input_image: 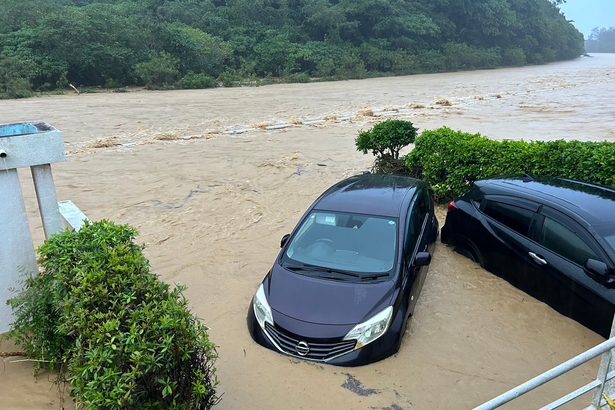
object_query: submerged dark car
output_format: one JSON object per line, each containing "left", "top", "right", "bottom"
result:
{"left": 247, "top": 173, "right": 438, "bottom": 366}
{"left": 442, "top": 177, "right": 615, "bottom": 337}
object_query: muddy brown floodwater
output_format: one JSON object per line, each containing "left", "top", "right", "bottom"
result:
{"left": 1, "top": 54, "right": 614, "bottom": 409}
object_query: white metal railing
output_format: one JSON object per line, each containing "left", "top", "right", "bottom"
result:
{"left": 58, "top": 200, "right": 90, "bottom": 231}
{"left": 476, "top": 319, "right": 615, "bottom": 410}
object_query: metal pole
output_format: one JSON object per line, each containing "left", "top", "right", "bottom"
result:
{"left": 592, "top": 315, "right": 615, "bottom": 408}
{"left": 474, "top": 337, "right": 615, "bottom": 410}
{"left": 31, "top": 164, "right": 64, "bottom": 239}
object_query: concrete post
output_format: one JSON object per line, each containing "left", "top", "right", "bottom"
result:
{"left": 31, "top": 164, "right": 64, "bottom": 239}
{"left": 0, "top": 121, "right": 66, "bottom": 333}
{"left": 0, "top": 169, "right": 38, "bottom": 333}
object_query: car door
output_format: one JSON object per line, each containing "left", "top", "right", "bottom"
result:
{"left": 478, "top": 196, "right": 540, "bottom": 291}
{"left": 524, "top": 207, "right": 615, "bottom": 337}
{"left": 405, "top": 191, "right": 430, "bottom": 315}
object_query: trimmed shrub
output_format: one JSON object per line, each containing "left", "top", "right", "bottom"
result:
{"left": 356, "top": 120, "right": 418, "bottom": 160}
{"left": 357, "top": 120, "right": 418, "bottom": 175}
{"left": 406, "top": 127, "right": 615, "bottom": 202}
{"left": 9, "top": 221, "right": 219, "bottom": 409}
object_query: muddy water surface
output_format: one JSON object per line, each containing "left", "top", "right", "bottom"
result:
{"left": 1, "top": 54, "right": 614, "bottom": 409}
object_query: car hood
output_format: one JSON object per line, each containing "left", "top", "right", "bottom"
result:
{"left": 265, "top": 264, "right": 396, "bottom": 326}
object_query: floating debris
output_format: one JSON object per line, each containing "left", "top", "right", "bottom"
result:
{"left": 435, "top": 99, "right": 453, "bottom": 106}
{"left": 302, "top": 119, "right": 326, "bottom": 126}
{"left": 265, "top": 124, "right": 292, "bottom": 130}
{"left": 373, "top": 111, "right": 399, "bottom": 117}
{"left": 225, "top": 128, "right": 257, "bottom": 135}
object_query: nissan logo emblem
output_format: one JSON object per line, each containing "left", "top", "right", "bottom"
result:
{"left": 296, "top": 341, "right": 310, "bottom": 356}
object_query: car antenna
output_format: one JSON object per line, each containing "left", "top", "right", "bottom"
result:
{"left": 522, "top": 173, "right": 534, "bottom": 183}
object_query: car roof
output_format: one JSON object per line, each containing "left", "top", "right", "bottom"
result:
{"left": 313, "top": 173, "right": 421, "bottom": 218}
{"left": 476, "top": 177, "right": 615, "bottom": 225}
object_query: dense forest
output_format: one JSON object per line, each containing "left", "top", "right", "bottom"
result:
{"left": 586, "top": 27, "right": 615, "bottom": 53}
{"left": 0, "top": 0, "right": 584, "bottom": 98}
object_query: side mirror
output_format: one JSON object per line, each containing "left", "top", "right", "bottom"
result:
{"left": 414, "top": 252, "right": 432, "bottom": 267}
{"left": 280, "top": 234, "right": 290, "bottom": 248}
{"left": 584, "top": 259, "right": 615, "bottom": 287}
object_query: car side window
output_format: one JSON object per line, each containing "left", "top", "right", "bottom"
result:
{"left": 482, "top": 200, "right": 534, "bottom": 236}
{"left": 414, "top": 193, "right": 428, "bottom": 234}
{"left": 405, "top": 192, "right": 428, "bottom": 258}
{"left": 538, "top": 217, "right": 599, "bottom": 266}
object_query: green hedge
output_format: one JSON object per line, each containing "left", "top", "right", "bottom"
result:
{"left": 406, "top": 127, "right": 615, "bottom": 202}
{"left": 9, "top": 221, "right": 219, "bottom": 409}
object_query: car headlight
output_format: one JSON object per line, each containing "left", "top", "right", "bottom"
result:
{"left": 253, "top": 284, "right": 273, "bottom": 329}
{"left": 343, "top": 306, "right": 393, "bottom": 349}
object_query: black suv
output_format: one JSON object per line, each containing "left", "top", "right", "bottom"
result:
{"left": 442, "top": 177, "right": 615, "bottom": 337}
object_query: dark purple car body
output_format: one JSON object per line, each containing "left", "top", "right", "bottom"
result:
{"left": 247, "top": 173, "right": 438, "bottom": 366}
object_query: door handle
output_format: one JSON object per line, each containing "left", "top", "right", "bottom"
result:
{"left": 529, "top": 252, "right": 547, "bottom": 266}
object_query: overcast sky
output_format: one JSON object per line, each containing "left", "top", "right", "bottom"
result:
{"left": 559, "top": 0, "right": 615, "bottom": 37}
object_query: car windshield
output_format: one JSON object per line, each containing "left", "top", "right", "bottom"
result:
{"left": 282, "top": 210, "right": 398, "bottom": 279}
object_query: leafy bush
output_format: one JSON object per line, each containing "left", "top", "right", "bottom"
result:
{"left": 406, "top": 127, "right": 615, "bottom": 202}
{"left": 1, "top": 77, "right": 33, "bottom": 99}
{"left": 356, "top": 120, "right": 418, "bottom": 160}
{"left": 163, "top": 23, "right": 229, "bottom": 77}
{"left": 134, "top": 52, "right": 180, "bottom": 89}
{"left": 0, "top": 55, "right": 33, "bottom": 99}
{"left": 502, "top": 47, "right": 527, "bottom": 66}
{"left": 285, "top": 73, "right": 311, "bottom": 83}
{"left": 441, "top": 43, "right": 502, "bottom": 70}
{"left": 356, "top": 120, "right": 418, "bottom": 175}
{"left": 217, "top": 71, "right": 241, "bottom": 87}
{"left": 180, "top": 72, "right": 217, "bottom": 89}
{"left": 9, "top": 221, "right": 219, "bottom": 409}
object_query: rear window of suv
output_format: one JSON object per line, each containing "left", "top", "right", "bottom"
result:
{"left": 482, "top": 200, "right": 534, "bottom": 236}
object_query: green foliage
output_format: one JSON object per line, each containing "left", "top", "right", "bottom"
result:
{"left": 0, "top": 0, "right": 584, "bottom": 97}
{"left": 441, "top": 43, "right": 502, "bottom": 70}
{"left": 134, "top": 52, "right": 180, "bottom": 89}
{"left": 406, "top": 127, "right": 615, "bottom": 202}
{"left": 163, "top": 22, "right": 229, "bottom": 77}
{"left": 179, "top": 72, "right": 217, "bottom": 89}
{"left": 357, "top": 120, "right": 418, "bottom": 160}
{"left": 502, "top": 47, "right": 527, "bottom": 66}
{"left": 285, "top": 73, "right": 311, "bottom": 84}
{"left": 0, "top": 54, "right": 33, "bottom": 99}
{"left": 217, "top": 70, "right": 242, "bottom": 87}
{"left": 8, "top": 221, "right": 219, "bottom": 409}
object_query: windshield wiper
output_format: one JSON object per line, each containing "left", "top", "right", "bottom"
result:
{"left": 360, "top": 273, "right": 389, "bottom": 281}
{"left": 283, "top": 263, "right": 360, "bottom": 278}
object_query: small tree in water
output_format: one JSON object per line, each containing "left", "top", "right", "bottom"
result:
{"left": 356, "top": 119, "right": 418, "bottom": 174}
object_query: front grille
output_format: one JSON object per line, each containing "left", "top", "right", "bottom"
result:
{"left": 265, "top": 322, "right": 356, "bottom": 361}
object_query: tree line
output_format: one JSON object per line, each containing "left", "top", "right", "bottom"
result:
{"left": 586, "top": 27, "right": 615, "bottom": 53}
{"left": 0, "top": 0, "right": 584, "bottom": 99}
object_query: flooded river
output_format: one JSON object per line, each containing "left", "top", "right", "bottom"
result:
{"left": 1, "top": 54, "right": 614, "bottom": 409}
